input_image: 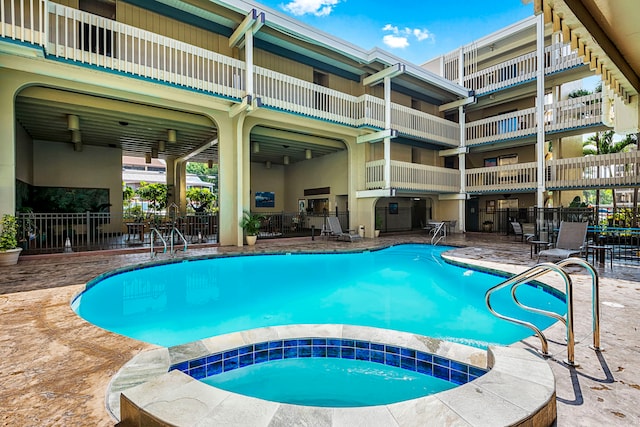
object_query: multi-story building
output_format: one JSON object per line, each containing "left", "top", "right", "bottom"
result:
{"left": 1, "top": 0, "right": 638, "bottom": 247}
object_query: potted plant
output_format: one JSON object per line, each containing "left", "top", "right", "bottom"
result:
{"left": 239, "top": 211, "right": 264, "bottom": 246}
{"left": 482, "top": 220, "right": 493, "bottom": 232}
{"left": 0, "top": 214, "right": 22, "bottom": 266}
{"left": 374, "top": 216, "right": 382, "bottom": 238}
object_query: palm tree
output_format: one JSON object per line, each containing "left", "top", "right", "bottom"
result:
{"left": 583, "top": 131, "right": 637, "bottom": 216}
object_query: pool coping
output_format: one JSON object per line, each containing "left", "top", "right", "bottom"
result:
{"left": 108, "top": 324, "right": 556, "bottom": 426}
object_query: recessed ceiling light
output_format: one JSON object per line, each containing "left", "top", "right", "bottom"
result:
{"left": 119, "top": 121, "right": 129, "bottom": 126}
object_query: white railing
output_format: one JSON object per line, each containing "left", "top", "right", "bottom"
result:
{"left": 0, "top": 0, "right": 46, "bottom": 45}
{"left": 544, "top": 92, "right": 603, "bottom": 133}
{"left": 547, "top": 151, "right": 640, "bottom": 189}
{"left": 463, "top": 43, "right": 580, "bottom": 94}
{"left": 391, "top": 103, "right": 460, "bottom": 146}
{"left": 46, "top": 2, "right": 245, "bottom": 99}
{"left": 358, "top": 94, "right": 385, "bottom": 129}
{"left": 466, "top": 162, "right": 538, "bottom": 193}
{"left": 466, "top": 107, "right": 536, "bottom": 146}
{"left": 365, "top": 160, "right": 460, "bottom": 193}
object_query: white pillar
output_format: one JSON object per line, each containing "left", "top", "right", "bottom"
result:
{"left": 245, "top": 30, "right": 253, "bottom": 98}
{"left": 536, "top": 13, "right": 546, "bottom": 209}
{"left": 0, "top": 81, "right": 17, "bottom": 216}
{"left": 458, "top": 48, "right": 466, "bottom": 232}
{"left": 383, "top": 76, "right": 391, "bottom": 189}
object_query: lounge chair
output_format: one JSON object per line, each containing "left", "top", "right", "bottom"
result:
{"left": 511, "top": 221, "right": 534, "bottom": 242}
{"left": 537, "top": 221, "right": 588, "bottom": 262}
{"left": 325, "top": 216, "right": 362, "bottom": 242}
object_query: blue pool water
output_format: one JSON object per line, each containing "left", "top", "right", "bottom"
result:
{"left": 203, "top": 358, "right": 457, "bottom": 407}
{"left": 72, "top": 244, "right": 566, "bottom": 347}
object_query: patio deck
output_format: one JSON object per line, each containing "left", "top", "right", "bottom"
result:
{"left": 0, "top": 232, "right": 638, "bottom": 426}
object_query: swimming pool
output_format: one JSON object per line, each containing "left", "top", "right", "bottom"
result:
{"left": 73, "top": 244, "right": 565, "bottom": 348}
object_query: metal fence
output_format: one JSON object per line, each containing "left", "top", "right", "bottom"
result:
{"left": 253, "top": 211, "right": 350, "bottom": 239}
{"left": 17, "top": 212, "right": 219, "bottom": 254}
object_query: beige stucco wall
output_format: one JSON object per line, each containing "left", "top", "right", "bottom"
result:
{"left": 249, "top": 162, "right": 286, "bottom": 213}
{"left": 33, "top": 140, "right": 123, "bottom": 229}
{"left": 15, "top": 122, "right": 33, "bottom": 185}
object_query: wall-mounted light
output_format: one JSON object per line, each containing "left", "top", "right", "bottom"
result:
{"left": 71, "top": 130, "right": 82, "bottom": 152}
{"left": 265, "top": 160, "right": 271, "bottom": 169}
{"left": 158, "top": 140, "right": 166, "bottom": 152}
{"left": 253, "top": 142, "right": 260, "bottom": 153}
{"left": 283, "top": 155, "right": 290, "bottom": 165}
{"left": 145, "top": 152, "right": 152, "bottom": 163}
{"left": 167, "top": 129, "right": 177, "bottom": 143}
{"left": 67, "top": 114, "right": 79, "bottom": 131}
{"left": 305, "top": 149, "right": 312, "bottom": 160}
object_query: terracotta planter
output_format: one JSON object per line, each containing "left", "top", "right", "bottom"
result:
{"left": 0, "top": 248, "right": 22, "bottom": 266}
{"left": 245, "top": 235, "right": 257, "bottom": 246}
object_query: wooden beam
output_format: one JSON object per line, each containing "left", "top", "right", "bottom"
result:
{"left": 562, "top": 21, "right": 571, "bottom": 43}
{"left": 543, "top": 2, "right": 552, "bottom": 24}
{"left": 552, "top": 12, "right": 561, "bottom": 32}
{"left": 534, "top": 0, "right": 543, "bottom": 15}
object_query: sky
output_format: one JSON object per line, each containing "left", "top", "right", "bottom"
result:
{"left": 257, "top": 0, "right": 533, "bottom": 65}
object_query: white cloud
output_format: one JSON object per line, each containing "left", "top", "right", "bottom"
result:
{"left": 382, "top": 23, "right": 433, "bottom": 49}
{"left": 383, "top": 34, "right": 409, "bottom": 49}
{"left": 281, "top": 0, "right": 340, "bottom": 17}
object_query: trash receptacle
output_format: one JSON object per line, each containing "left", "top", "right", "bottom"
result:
{"left": 358, "top": 225, "right": 365, "bottom": 238}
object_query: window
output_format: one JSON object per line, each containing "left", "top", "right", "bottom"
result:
{"left": 78, "top": 0, "right": 115, "bottom": 55}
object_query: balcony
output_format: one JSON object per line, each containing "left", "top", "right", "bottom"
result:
{"left": 1, "top": 1, "right": 459, "bottom": 147}
{"left": 463, "top": 42, "right": 582, "bottom": 95}
{"left": 547, "top": 151, "right": 640, "bottom": 190}
{"left": 466, "top": 162, "right": 538, "bottom": 194}
{"left": 466, "top": 93, "right": 604, "bottom": 147}
{"left": 365, "top": 160, "right": 460, "bottom": 193}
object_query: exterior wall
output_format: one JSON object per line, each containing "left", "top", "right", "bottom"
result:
{"left": 466, "top": 97, "right": 535, "bottom": 122}
{"left": 33, "top": 140, "right": 123, "bottom": 229}
{"left": 15, "top": 122, "right": 33, "bottom": 185}
{"left": 466, "top": 145, "right": 535, "bottom": 168}
{"left": 249, "top": 162, "right": 286, "bottom": 213}
{"left": 434, "top": 199, "right": 459, "bottom": 223}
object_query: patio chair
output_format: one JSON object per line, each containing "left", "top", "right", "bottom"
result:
{"left": 537, "top": 221, "right": 588, "bottom": 262}
{"left": 325, "top": 216, "right": 362, "bottom": 242}
{"left": 511, "top": 221, "right": 534, "bottom": 242}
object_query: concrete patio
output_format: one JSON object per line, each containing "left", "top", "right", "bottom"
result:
{"left": 0, "top": 232, "right": 638, "bottom": 426}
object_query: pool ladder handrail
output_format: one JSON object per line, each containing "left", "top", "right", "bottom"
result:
{"left": 150, "top": 227, "right": 167, "bottom": 257}
{"left": 150, "top": 225, "right": 188, "bottom": 257}
{"left": 485, "top": 257, "right": 600, "bottom": 366}
{"left": 430, "top": 222, "right": 446, "bottom": 245}
{"left": 170, "top": 226, "right": 188, "bottom": 254}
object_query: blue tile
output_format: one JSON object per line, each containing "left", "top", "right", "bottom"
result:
{"left": 297, "top": 339, "right": 312, "bottom": 346}
{"left": 386, "top": 353, "right": 400, "bottom": 367}
{"left": 469, "top": 374, "right": 480, "bottom": 382}
{"left": 223, "top": 357, "right": 238, "bottom": 372}
{"left": 188, "top": 358, "right": 205, "bottom": 369}
{"left": 401, "top": 356, "right": 416, "bottom": 371}
{"left": 223, "top": 349, "right": 239, "bottom": 359}
{"left": 239, "top": 353, "right": 253, "bottom": 367}
{"left": 299, "top": 346, "right": 312, "bottom": 358}
{"left": 239, "top": 345, "right": 254, "bottom": 355}
{"left": 355, "top": 340, "right": 369, "bottom": 349}
{"left": 451, "top": 370, "right": 469, "bottom": 385}
{"left": 371, "top": 343, "right": 384, "bottom": 352}
{"left": 255, "top": 342, "right": 269, "bottom": 351}
{"left": 416, "top": 351, "right": 432, "bottom": 363}
{"left": 433, "top": 364, "right": 449, "bottom": 381}
{"left": 327, "top": 339, "right": 341, "bottom": 346}
{"left": 269, "top": 348, "right": 283, "bottom": 360}
{"left": 312, "top": 338, "right": 327, "bottom": 346}
{"left": 283, "top": 347, "right": 297, "bottom": 359}
{"left": 255, "top": 350, "right": 269, "bottom": 364}
{"left": 326, "top": 346, "right": 340, "bottom": 358}
{"left": 206, "top": 353, "right": 222, "bottom": 364}
{"left": 450, "top": 361, "right": 468, "bottom": 373}
{"left": 341, "top": 347, "right": 355, "bottom": 359}
{"left": 312, "top": 346, "right": 327, "bottom": 357}
{"left": 371, "top": 350, "right": 385, "bottom": 364}
{"left": 469, "top": 366, "right": 487, "bottom": 377}
{"left": 433, "top": 355, "right": 450, "bottom": 368}
{"left": 385, "top": 345, "right": 400, "bottom": 354}
{"left": 401, "top": 348, "right": 416, "bottom": 358}
{"left": 283, "top": 339, "right": 298, "bottom": 347}
{"left": 416, "top": 360, "right": 433, "bottom": 375}
{"left": 171, "top": 361, "right": 189, "bottom": 372}
{"left": 190, "top": 365, "right": 206, "bottom": 380}
{"left": 207, "top": 361, "right": 222, "bottom": 376}
{"left": 341, "top": 339, "right": 355, "bottom": 348}
{"left": 355, "top": 349, "right": 370, "bottom": 361}
{"left": 269, "top": 340, "right": 283, "bottom": 349}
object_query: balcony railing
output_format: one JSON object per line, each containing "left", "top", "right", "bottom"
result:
{"left": 547, "top": 151, "right": 640, "bottom": 190}
{"left": 365, "top": 160, "right": 460, "bottom": 193}
{"left": 466, "top": 93, "right": 603, "bottom": 146}
{"left": 391, "top": 103, "right": 460, "bottom": 146}
{"left": 466, "top": 162, "right": 538, "bottom": 193}
{"left": 463, "top": 42, "right": 581, "bottom": 94}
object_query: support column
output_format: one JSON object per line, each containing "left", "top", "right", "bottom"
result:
{"left": 535, "top": 12, "right": 546, "bottom": 209}
{"left": 217, "top": 114, "right": 244, "bottom": 247}
{"left": 383, "top": 76, "right": 391, "bottom": 189}
{"left": 0, "top": 79, "right": 17, "bottom": 216}
{"left": 457, "top": 47, "right": 466, "bottom": 233}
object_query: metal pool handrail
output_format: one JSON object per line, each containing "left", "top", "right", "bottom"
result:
{"left": 485, "top": 257, "right": 600, "bottom": 366}
{"left": 150, "top": 227, "right": 167, "bottom": 257}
